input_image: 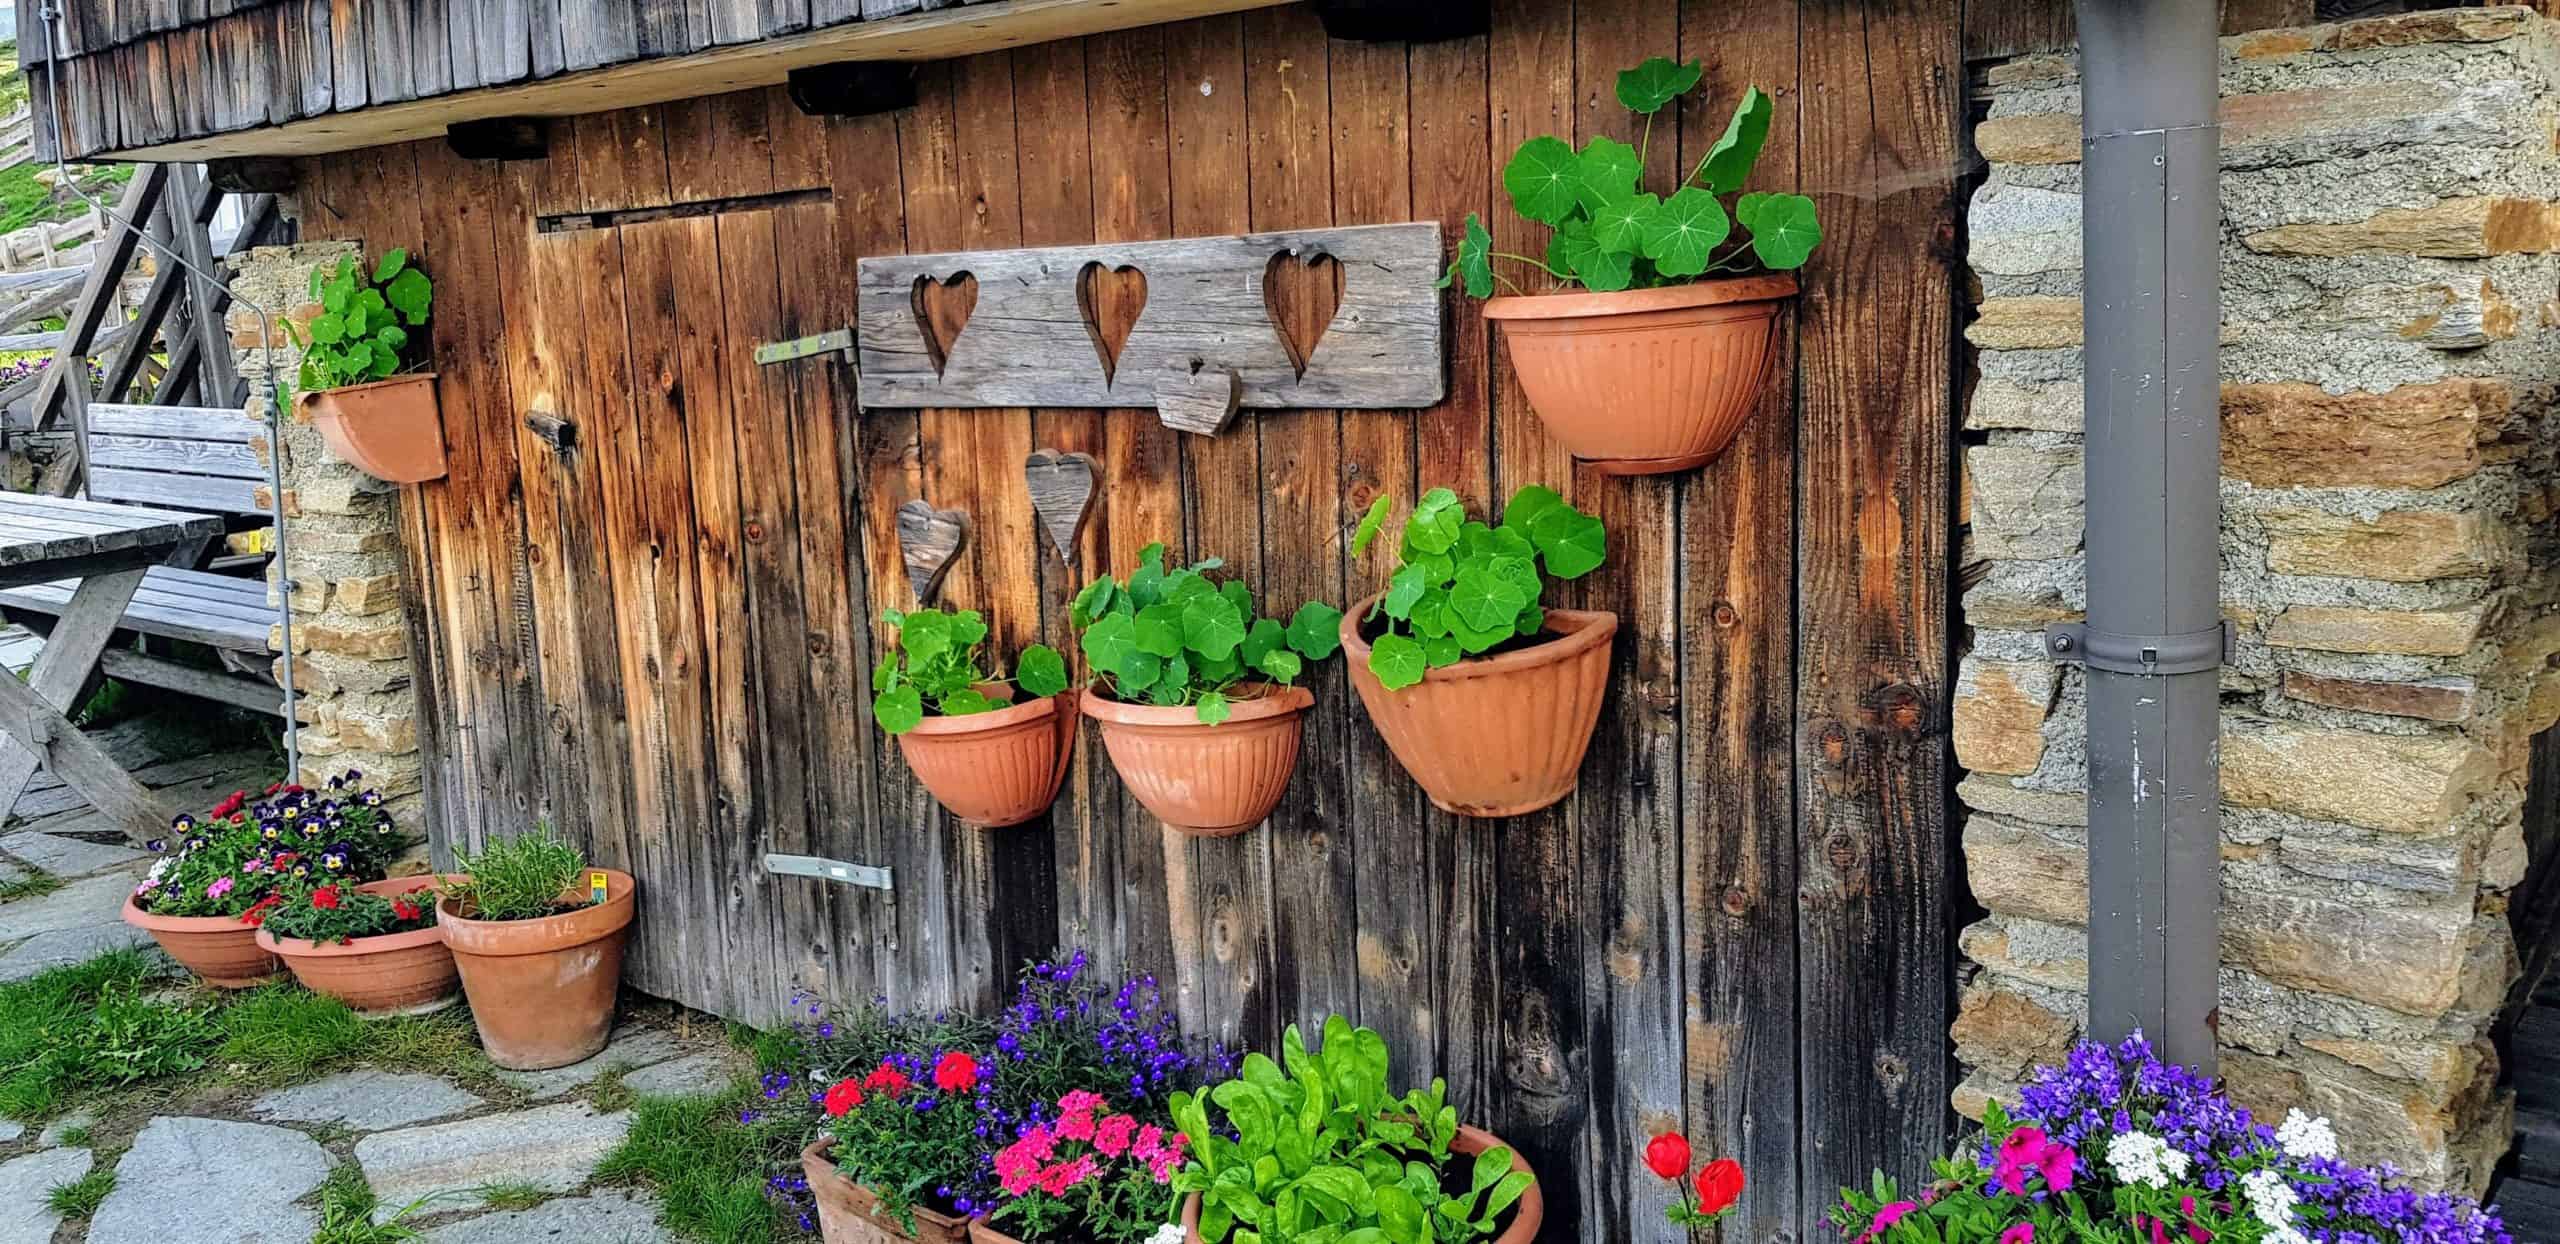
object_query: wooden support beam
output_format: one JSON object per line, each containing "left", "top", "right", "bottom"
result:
{"left": 28, "top": 164, "right": 168, "bottom": 435}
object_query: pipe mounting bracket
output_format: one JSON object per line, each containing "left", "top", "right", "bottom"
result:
{"left": 2044, "top": 620, "right": 2231, "bottom": 676}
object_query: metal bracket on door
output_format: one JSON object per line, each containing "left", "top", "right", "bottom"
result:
{"left": 753, "top": 328, "right": 856, "bottom": 366}
{"left": 764, "top": 852, "right": 894, "bottom": 892}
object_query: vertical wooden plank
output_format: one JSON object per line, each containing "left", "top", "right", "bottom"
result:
{"left": 1963, "top": 0, "right": 2074, "bottom": 60}
{"left": 572, "top": 106, "right": 676, "bottom": 213}
{"left": 1678, "top": 4, "right": 1805, "bottom": 1240}
{"left": 361, "top": 0, "right": 415, "bottom": 104}
{"left": 768, "top": 85, "right": 834, "bottom": 192}
{"left": 410, "top": 0, "right": 455, "bottom": 99}
{"left": 1798, "top": 0, "right": 1957, "bottom": 1219}
{"left": 295, "top": 0, "right": 337, "bottom": 121}
{"left": 563, "top": 0, "right": 642, "bottom": 71}
{"left": 664, "top": 90, "right": 777, "bottom": 203}
{"left": 328, "top": 0, "right": 369, "bottom": 113}
{"left": 478, "top": 0, "right": 534, "bottom": 85}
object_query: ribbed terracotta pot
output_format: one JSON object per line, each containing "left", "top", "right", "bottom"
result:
{"left": 895, "top": 692, "right": 1077, "bottom": 828}
{"left": 1343, "top": 598, "right": 1616, "bottom": 817}
{"left": 1181, "top": 1125, "right": 1542, "bottom": 1244}
{"left": 802, "top": 1137, "right": 974, "bottom": 1244}
{"left": 298, "top": 373, "right": 448, "bottom": 483}
{"left": 257, "top": 875, "right": 462, "bottom": 1017}
{"left": 1082, "top": 685, "right": 1312, "bottom": 837}
{"left": 120, "top": 896, "right": 281, "bottom": 988}
{"left": 1483, "top": 275, "right": 1794, "bottom": 475}
{"left": 436, "top": 868, "right": 635, "bottom": 1070}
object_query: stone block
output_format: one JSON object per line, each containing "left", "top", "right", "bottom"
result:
{"left": 2320, "top": 7, "right": 2535, "bottom": 50}
{"left": 1961, "top": 917, "right": 2089, "bottom": 991}
{"left": 1969, "top": 183, "right": 2081, "bottom": 277}
{"left": 1957, "top": 773, "right": 2088, "bottom": 827}
{"left": 2279, "top": 672, "right": 2476, "bottom": 723}
{"left": 1967, "top": 379, "right": 2081, "bottom": 433}
{"left": 2265, "top": 603, "right": 2487, "bottom": 658}
{"left": 279, "top": 617, "right": 410, "bottom": 661}
{"left": 2260, "top": 509, "right": 2496, "bottom": 583}
{"left": 1976, "top": 114, "right": 2079, "bottom": 166}
{"left": 1951, "top": 979, "right": 2078, "bottom": 1075}
{"left": 1966, "top": 297, "right": 2083, "bottom": 350}
{"left": 2244, "top": 198, "right": 2560, "bottom": 259}
{"left": 276, "top": 650, "right": 414, "bottom": 698}
{"left": 2223, "top": 888, "right": 2474, "bottom": 1016}
{"left": 1963, "top": 816, "right": 2087, "bottom": 925}
{"left": 333, "top": 573, "right": 405, "bottom": 615}
{"left": 1981, "top": 81, "right": 2528, "bottom": 172}
{"left": 1953, "top": 657, "right": 2059, "bottom": 777}
{"left": 2220, "top": 719, "right": 2492, "bottom": 835}
{"left": 1968, "top": 444, "right": 2083, "bottom": 560}
{"left": 2221, "top": 379, "right": 2505, "bottom": 489}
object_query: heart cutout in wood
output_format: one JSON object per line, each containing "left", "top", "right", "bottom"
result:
{"left": 1263, "top": 249, "right": 1345, "bottom": 381}
{"left": 909, "top": 271, "right": 978, "bottom": 379}
{"left": 1076, "top": 262, "right": 1149, "bottom": 387}
{"left": 895, "top": 499, "right": 968, "bottom": 604}
{"left": 1023, "top": 449, "right": 1098, "bottom": 567}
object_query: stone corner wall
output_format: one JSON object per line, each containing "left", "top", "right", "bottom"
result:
{"left": 1951, "top": 6, "right": 2560, "bottom": 1195}
{"left": 225, "top": 240, "right": 429, "bottom": 857}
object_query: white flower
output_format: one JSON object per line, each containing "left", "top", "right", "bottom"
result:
{"left": 2241, "top": 1168, "right": 2299, "bottom": 1229}
{"left": 2275, "top": 1108, "right": 2339, "bottom": 1163}
{"left": 2105, "top": 1131, "right": 2188, "bottom": 1190}
{"left": 2267, "top": 1229, "right": 2311, "bottom": 1244}
{"left": 1144, "top": 1226, "right": 1186, "bottom": 1244}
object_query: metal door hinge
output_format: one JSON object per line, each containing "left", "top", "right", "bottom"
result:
{"left": 2044, "top": 620, "right": 2232, "bottom": 676}
{"left": 765, "top": 853, "right": 894, "bottom": 891}
{"left": 754, "top": 329, "right": 855, "bottom": 366}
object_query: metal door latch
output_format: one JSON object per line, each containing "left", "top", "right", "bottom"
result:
{"left": 764, "top": 852, "right": 893, "bottom": 891}
{"left": 754, "top": 328, "right": 856, "bottom": 366}
{"left": 2043, "top": 620, "right": 2232, "bottom": 676}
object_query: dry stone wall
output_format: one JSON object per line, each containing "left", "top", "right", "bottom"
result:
{"left": 1953, "top": 6, "right": 2560, "bottom": 1195}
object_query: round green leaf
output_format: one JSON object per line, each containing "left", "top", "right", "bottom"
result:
{"left": 1181, "top": 595, "right": 1247, "bottom": 662}
{"left": 1589, "top": 190, "right": 1657, "bottom": 256}
{"left": 1501, "top": 136, "right": 1582, "bottom": 226}
{"left": 1403, "top": 488, "right": 1463, "bottom": 556}
{"left": 307, "top": 312, "right": 346, "bottom": 346}
{"left": 1640, "top": 187, "right": 1732, "bottom": 279}
{"left": 1501, "top": 485, "right": 1564, "bottom": 537}
{"left": 1422, "top": 635, "right": 1462, "bottom": 668}
{"left": 1070, "top": 578, "right": 1118, "bottom": 628}
{"left": 1241, "top": 617, "right": 1286, "bottom": 668}
{"left": 1195, "top": 690, "right": 1232, "bottom": 726}
{"left": 386, "top": 267, "right": 434, "bottom": 324}
{"left": 1135, "top": 603, "right": 1186, "bottom": 658}
{"left": 1448, "top": 565, "right": 1529, "bottom": 634}
{"left": 872, "top": 685, "right": 924, "bottom": 734}
{"left": 939, "top": 688, "right": 996, "bottom": 716}
{"left": 1368, "top": 633, "right": 1427, "bottom": 691}
{"left": 1383, "top": 565, "right": 1430, "bottom": 619}
{"left": 1615, "top": 55, "right": 1703, "bottom": 116}
{"left": 1286, "top": 602, "right": 1345, "bottom": 660}
{"left": 1256, "top": 648, "right": 1303, "bottom": 684}
{"left": 1574, "top": 135, "right": 1641, "bottom": 213}
{"left": 1558, "top": 225, "right": 1633, "bottom": 293}
{"left": 1080, "top": 612, "right": 1137, "bottom": 675}
{"left": 1531, "top": 506, "right": 1608, "bottom": 580}
{"left": 1737, "top": 191, "right": 1823, "bottom": 270}
{"left": 1015, "top": 644, "right": 1069, "bottom": 697}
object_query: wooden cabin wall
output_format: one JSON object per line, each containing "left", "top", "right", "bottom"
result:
{"left": 291, "top": 1, "right": 1961, "bottom": 1236}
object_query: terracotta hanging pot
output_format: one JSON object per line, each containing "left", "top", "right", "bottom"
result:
{"left": 802, "top": 1137, "right": 975, "bottom": 1244}
{"left": 894, "top": 690, "right": 1077, "bottom": 829}
{"left": 120, "top": 896, "right": 282, "bottom": 988}
{"left": 1342, "top": 598, "right": 1616, "bottom": 818}
{"left": 436, "top": 868, "right": 635, "bottom": 1070}
{"left": 297, "top": 373, "right": 449, "bottom": 484}
{"left": 1482, "top": 275, "right": 1794, "bottom": 475}
{"left": 257, "top": 875, "right": 463, "bottom": 1017}
{"left": 1179, "top": 1125, "right": 1543, "bottom": 1244}
{"left": 1081, "top": 684, "right": 1312, "bottom": 837}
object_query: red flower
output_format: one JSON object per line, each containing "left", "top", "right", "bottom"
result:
{"left": 823, "top": 1078, "right": 864, "bottom": 1117}
{"left": 933, "top": 1051, "right": 979, "bottom": 1094}
{"left": 239, "top": 894, "right": 282, "bottom": 927}
{"left": 311, "top": 886, "right": 341, "bottom": 910}
{"left": 862, "top": 1062, "right": 910, "bottom": 1098}
{"left": 1643, "top": 1132, "right": 1691, "bottom": 1181}
{"left": 1694, "top": 1158, "right": 1745, "bottom": 1216}
{"left": 392, "top": 899, "right": 422, "bottom": 922}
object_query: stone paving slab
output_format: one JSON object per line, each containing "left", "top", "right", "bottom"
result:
{"left": 495, "top": 1028, "right": 685, "bottom": 1099}
{"left": 416, "top": 1189, "right": 677, "bottom": 1244}
{"left": 0, "top": 832, "right": 146, "bottom": 879}
{"left": 0, "top": 1146, "right": 87, "bottom": 1244}
{"left": 90, "top": 1117, "right": 328, "bottom": 1244}
{"left": 0, "top": 872, "right": 143, "bottom": 943}
{"left": 619, "top": 1051, "right": 735, "bottom": 1100}
{"left": 0, "top": 1121, "right": 21, "bottom": 1145}
{"left": 356, "top": 1101, "right": 632, "bottom": 1223}
{"left": 252, "top": 1070, "right": 488, "bottom": 1133}
{"left": 37, "top": 1113, "right": 95, "bottom": 1148}
{"left": 0, "top": 923, "right": 153, "bottom": 984}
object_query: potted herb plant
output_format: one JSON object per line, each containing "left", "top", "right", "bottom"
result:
{"left": 1170, "top": 1016, "right": 1541, "bottom": 1244}
{"left": 122, "top": 773, "right": 409, "bottom": 987}
{"left": 873, "top": 608, "right": 1075, "bottom": 829}
{"left": 1341, "top": 486, "right": 1615, "bottom": 817}
{"left": 435, "top": 827, "right": 634, "bottom": 1070}
{"left": 1442, "top": 58, "right": 1820, "bottom": 475}
{"left": 1071, "top": 544, "right": 1343, "bottom": 836}
{"left": 255, "top": 874, "right": 460, "bottom": 1017}
{"left": 286, "top": 247, "right": 445, "bottom": 483}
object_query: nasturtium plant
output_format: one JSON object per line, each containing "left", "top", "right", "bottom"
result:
{"left": 1170, "top": 1016, "right": 1536, "bottom": 1244}
{"left": 870, "top": 608, "right": 1069, "bottom": 735}
{"left": 1441, "top": 57, "right": 1820, "bottom": 297}
{"left": 284, "top": 248, "right": 434, "bottom": 399}
{"left": 1353, "top": 485, "right": 1607, "bottom": 691}
{"left": 1070, "top": 543, "right": 1342, "bottom": 725}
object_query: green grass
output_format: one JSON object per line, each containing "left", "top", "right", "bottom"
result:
{"left": 312, "top": 1164, "right": 424, "bottom": 1244}
{"left": 473, "top": 1181, "right": 550, "bottom": 1212}
{"left": 209, "top": 985, "right": 494, "bottom": 1090}
{"left": 595, "top": 1082, "right": 807, "bottom": 1244}
{"left": 0, "top": 868, "right": 61, "bottom": 904}
{"left": 43, "top": 1166, "right": 114, "bottom": 1219}
{"left": 49, "top": 1122, "right": 91, "bottom": 1148}
{"left": 0, "top": 160, "right": 133, "bottom": 237}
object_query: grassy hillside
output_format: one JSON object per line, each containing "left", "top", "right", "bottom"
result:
{"left": 0, "top": 40, "right": 133, "bottom": 237}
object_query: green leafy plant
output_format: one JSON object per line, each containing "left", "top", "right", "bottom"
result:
{"left": 44, "top": 1166, "right": 115, "bottom": 1220}
{"left": 1351, "top": 485, "right": 1607, "bottom": 690}
{"left": 870, "top": 608, "right": 1069, "bottom": 735}
{"left": 285, "top": 248, "right": 434, "bottom": 398}
{"left": 448, "top": 827, "right": 586, "bottom": 923}
{"left": 1070, "top": 544, "right": 1343, "bottom": 725}
{"left": 1442, "top": 57, "right": 1818, "bottom": 297}
{"left": 259, "top": 881, "right": 438, "bottom": 946}
{"left": 1171, "top": 1016, "right": 1535, "bottom": 1244}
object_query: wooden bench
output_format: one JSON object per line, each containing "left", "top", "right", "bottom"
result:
{"left": 0, "top": 403, "right": 290, "bottom": 717}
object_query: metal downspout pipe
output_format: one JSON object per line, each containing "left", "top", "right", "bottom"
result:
{"left": 2053, "top": 0, "right": 2224, "bottom": 1071}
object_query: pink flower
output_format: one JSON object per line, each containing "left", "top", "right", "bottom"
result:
{"left": 1132, "top": 1123, "right": 1166, "bottom": 1161}
{"left": 1054, "top": 1092, "right": 1104, "bottom": 1142}
{"left": 2000, "top": 1225, "right": 2034, "bottom": 1244}
{"left": 205, "top": 876, "right": 235, "bottom": 900}
{"left": 2036, "top": 1143, "right": 2076, "bottom": 1193}
{"left": 1095, "top": 1113, "right": 1138, "bottom": 1158}
{"left": 1867, "top": 1201, "right": 1918, "bottom": 1239}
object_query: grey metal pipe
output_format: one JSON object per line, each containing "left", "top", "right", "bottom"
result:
{"left": 2055, "top": 0, "right": 2223, "bottom": 1071}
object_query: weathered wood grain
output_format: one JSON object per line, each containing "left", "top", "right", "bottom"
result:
{"left": 893, "top": 499, "right": 966, "bottom": 605}
{"left": 1022, "top": 449, "right": 1097, "bottom": 566}
{"left": 1151, "top": 364, "right": 1241, "bottom": 436}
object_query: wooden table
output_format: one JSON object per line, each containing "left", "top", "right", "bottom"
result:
{"left": 0, "top": 492, "right": 221, "bottom": 841}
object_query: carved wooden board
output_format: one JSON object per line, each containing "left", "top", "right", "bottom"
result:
{"left": 855, "top": 223, "right": 1445, "bottom": 411}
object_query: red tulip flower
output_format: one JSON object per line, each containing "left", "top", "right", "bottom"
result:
{"left": 1645, "top": 1132, "right": 1692, "bottom": 1181}
{"left": 1695, "top": 1158, "right": 1746, "bottom": 1215}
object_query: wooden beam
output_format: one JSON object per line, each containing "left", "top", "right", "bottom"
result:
{"left": 82, "top": 0, "right": 1294, "bottom": 163}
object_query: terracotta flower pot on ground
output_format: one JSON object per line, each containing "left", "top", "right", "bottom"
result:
{"left": 1343, "top": 598, "right": 1616, "bottom": 818}
{"left": 802, "top": 1137, "right": 974, "bottom": 1244}
{"left": 1482, "top": 275, "right": 1794, "bottom": 475}
{"left": 436, "top": 868, "right": 636, "bottom": 1071}
{"left": 1179, "top": 1125, "right": 1542, "bottom": 1244}
{"left": 120, "top": 896, "right": 281, "bottom": 988}
{"left": 297, "top": 373, "right": 448, "bottom": 483}
{"left": 257, "top": 875, "right": 463, "bottom": 1017}
{"left": 897, "top": 692, "right": 1077, "bottom": 828}
{"left": 1081, "top": 685, "right": 1312, "bottom": 837}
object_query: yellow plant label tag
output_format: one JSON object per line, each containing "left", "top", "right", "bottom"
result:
{"left": 589, "top": 871, "right": 610, "bottom": 905}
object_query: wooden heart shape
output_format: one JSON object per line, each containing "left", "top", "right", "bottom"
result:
{"left": 895, "top": 499, "right": 968, "bottom": 604}
{"left": 909, "top": 271, "right": 978, "bottom": 379}
{"left": 1023, "top": 449, "right": 1098, "bottom": 567}
{"left": 1156, "top": 361, "right": 1242, "bottom": 437}
{"left": 1263, "top": 249, "right": 1345, "bottom": 381}
{"left": 1076, "top": 262, "right": 1148, "bottom": 387}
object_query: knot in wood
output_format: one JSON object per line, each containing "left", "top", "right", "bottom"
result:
{"left": 745, "top": 520, "right": 767, "bottom": 543}
{"left": 1824, "top": 833, "right": 1858, "bottom": 874}
{"left": 1712, "top": 601, "right": 1740, "bottom": 629}
{"left": 1813, "top": 719, "right": 1849, "bottom": 767}
{"left": 805, "top": 632, "right": 830, "bottom": 658}
{"left": 1874, "top": 682, "right": 1929, "bottom": 736}
{"left": 1720, "top": 886, "right": 1750, "bottom": 917}
{"left": 1872, "top": 1050, "right": 1911, "bottom": 1098}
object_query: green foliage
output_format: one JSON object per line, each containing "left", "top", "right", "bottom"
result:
{"left": 43, "top": 1167, "right": 114, "bottom": 1219}
{"left": 1441, "top": 61, "right": 1819, "bottom": 296}
{"left": 0, "top": 952, "right": 217, "bottom": 1119}
{"left": 312, "top": 1163, "right": 429, "bottom": 1244}
{"left": 0, "top": 867, "right": 63, "bottom": 905}
{"left": 869, "top": 608, "right": 1068, "bottom": 736}
{"left": 1355, "top": 486, "right": 1606, "bottom": 691}
{"left": 449, "top": 826, "right": 586, "bottom": 923}
{"left": 258, "top": 881, "right": 438, "bottom": 946}
{"left": 1171, "top": 1016, "right": 1535, "bottom": 1244}
{"left": 595, "top": 1084, "right": 803, "bottom": 1244}
{"left": 284, "top": 249, "right": 434, "bottom": 399}
{"left": 1072, "top": 544, "right": 1342, "bottom": 724}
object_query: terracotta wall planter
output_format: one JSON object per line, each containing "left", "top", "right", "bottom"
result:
{"left": 257, "top": 875, "right": 462, "bottom": 1017}
{"left": 1082, "top": 685, "right": 1311, "bottom": 836}
{"left": 1343, "top": 600, "right": 1616, "bottom": 817}
{"left": 297, "top": 373, "right": 449, "bottom": 483}
{"left": 120, "top": 896, "right": 281, "bottom": 987}
{"left": 436, "top": 868, "right": 635, "bottom": 1070}
{"left": 1483, "top": 275, "right": 1794, "bottom": 475}
{"left": 896, "top": 693, "right": 1077, "bottom": 828}
{"left": 1179, "top": 1125, "right": 1542, "bottom": 1244}
{"left": 802, "top": 1137, "right": 974, "bottom": 1244}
